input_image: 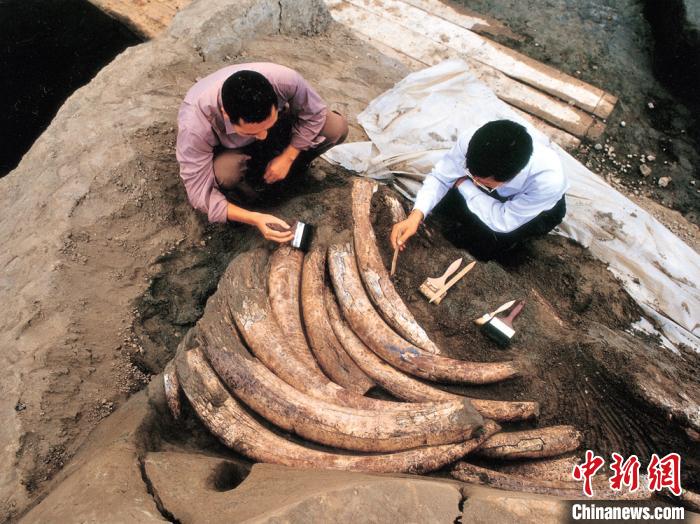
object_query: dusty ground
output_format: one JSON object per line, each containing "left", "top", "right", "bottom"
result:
{"left": 454, "top": 0, "right": 700, "bottom": 249}
{"left": 3, "top": 0, "right": 699, "bottom": 520}
{"left": 0, "top": 16, "right": 409, "bottom": 522}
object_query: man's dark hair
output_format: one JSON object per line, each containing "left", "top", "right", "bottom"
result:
{"left": 466, "top": 120, "right": 533, "bottom": 182}
{"left": 221, "top": 70, "right": 277, "bottom": 124}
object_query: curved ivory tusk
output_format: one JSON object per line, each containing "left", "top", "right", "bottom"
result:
{"left": 177, "top": 346, "right": 501, "bottom": 474}
{"left": 163, "top": 360, "right": 181, "bottom": 420}
{"left": 234, "top": 249, "right": 445, "bottom": 413}
{"left": 324, "top": 284, "right": 538, "bottom": 422}
{"left": 351, "top": 178, "right": 442, "bottom": 354}
{"left": 382, "top": 191, "right": 408, "bottom": 223}
{"left": 328, "top": 242, "right": 520, "bottom": 385}
{"left": 301, "top": 246, "right": 375, "bottom": 394}
{"left": 474, "top": 426, "right": 582, "bottom": 460}
{"left": 200, "top": 255, "right": 484, "bottom": 452}
{"left": 268, "top": 245, "right": 323, "bottom": 374}
{"left": 452, "top": 462, "right": 652, "bottom": 500}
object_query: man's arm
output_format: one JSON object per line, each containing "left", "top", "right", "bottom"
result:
{"left": 282, "top": 68, "right": 328, "bottom": 151}
{"left": 413, "top": 134, "right": 469, "bottom": 217}
{"left": 175, "top": 115, "right": 229, "bottom": 224}
{"left": 391, "top": 135, "right": 468, "bottom": 250}
{"left": 226, "top": 203, "right": 295, "bottom": 242}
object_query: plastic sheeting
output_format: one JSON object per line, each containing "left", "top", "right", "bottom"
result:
{"left": 324, "top": 60, "right": 699, "bottom": 352}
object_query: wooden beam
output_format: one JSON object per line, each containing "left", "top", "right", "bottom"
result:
{"left": 328, "top": 1, "right": 594, "bottom": 142}
{"left": 334, "top": 0, "right": 616, "bottom": 119}
{"left": 402, "top": 0, "right": 524, "bottom": 42}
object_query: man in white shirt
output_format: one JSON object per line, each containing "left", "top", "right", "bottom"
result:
{"left": 390, "top": 120, "right": 568, "bottom": 260}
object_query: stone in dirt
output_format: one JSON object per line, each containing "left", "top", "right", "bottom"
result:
{"left": 146, "top": 457, "right": 462, "bottom": 523}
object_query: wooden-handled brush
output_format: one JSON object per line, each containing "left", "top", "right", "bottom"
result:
{"left": 481, "top": 300, "right": 527, "bottom": 347}
{"left": 428, "top": 261, "right": 476, "bottom": 304}
{"left": 419, "top": 258, "right": 462, "bottom": 301}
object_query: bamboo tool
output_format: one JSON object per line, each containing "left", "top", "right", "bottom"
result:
{"left": 428, "top": 261, "right": 477, "bottom": 304}
{"left": 419, "top": 258, "right": 462, "bottom": 300}
{"left": 390, "top": 247, "right": 399, "bottom": 277}
{"left": 480, "top": 300, "right": 526, "bottom": 347}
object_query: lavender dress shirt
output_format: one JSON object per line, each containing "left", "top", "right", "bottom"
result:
{"left": 176, "top": 63, "right": 328, "bottom": 223}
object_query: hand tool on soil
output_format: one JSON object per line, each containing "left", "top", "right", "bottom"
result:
{"left": 419, "top": 257, "right": 462, "bottom": 301}
{"left": 428, "top": 261, "right": 477, "bottom": 304}
{"left": 480, "top": 299, "right": 526, "bottom": 347}
{"left": 390, "top": 246, "right": 399, "bottom": 277}
{"left": 474, "top": 300, "right": 516, "bottom": 326}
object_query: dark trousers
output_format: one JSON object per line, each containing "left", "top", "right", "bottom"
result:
{"left": 214, "top": 110, "right": 346, "bottom": 207}
{"left": 433, "top": 187, "right": 566, "bottom": 261}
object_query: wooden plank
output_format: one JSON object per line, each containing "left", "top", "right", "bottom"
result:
{"left": 86, "top": 0, "right": 191, "bottom": 39}
{"left": 327, "top": 1, "right": 595, "bottom": 142}
{"left": 336, "top": 0, "right": 616, "bottom": 119}
{"left": 510, "top": 108, "right": 581, "bottom": 150}
{"left": 402, "top": 0, "right": 524, "bottom": 42}
{"left": 371, "top": 35, "right": 581, "bottom": 148}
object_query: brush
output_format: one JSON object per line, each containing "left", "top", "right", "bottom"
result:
{"left": 266, "top": 221, "right": 314, "bottom": 252}
{"left": 419, "top": 257, "right": 462, "bottom": 300}
{"left": 481, "top": 299, "right": 526, "bottom": 347}
{"left": 428, "top": 261, "right": 476, "bottom": 304}
{"left": 474, "top": 300, "right": 516, "bottom": 326}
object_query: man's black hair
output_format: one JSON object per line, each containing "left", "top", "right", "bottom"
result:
{"left": 466, "top": 120, "right": 533, "bottom": 182}
{"left": 221, "top": 70, "right": 277, "bottom": 124}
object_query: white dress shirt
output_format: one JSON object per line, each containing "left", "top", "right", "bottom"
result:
{"left": 413, "top": 130, "right": 569, "bottom": 233}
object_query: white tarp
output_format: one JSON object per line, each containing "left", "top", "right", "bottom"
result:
{"left": 324, "top": 60, "right": 699, "bottom": 352}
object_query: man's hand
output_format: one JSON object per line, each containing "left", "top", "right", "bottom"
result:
{"left": 390, "top": 210, "right": 424, "bottom": 251}
{"left": 263, "top": 153, "right": 294, "bottom": 184}
{"left": 253, "top": 213, "right": 295, "bottom": 243}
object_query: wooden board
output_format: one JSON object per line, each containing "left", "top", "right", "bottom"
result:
{"left": 328, "top": 1, "right": 592, "bottom": 143}
{"left": 332, "top": 0, "right": 616, "bottom": 119}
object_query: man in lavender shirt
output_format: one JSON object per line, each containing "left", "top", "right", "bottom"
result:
{"left": 176, "top": 63, "right": 348, "bottom": 242}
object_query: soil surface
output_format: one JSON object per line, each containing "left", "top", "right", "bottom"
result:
{"left": 454, "top": 0, "right": 699, "bottom": 249}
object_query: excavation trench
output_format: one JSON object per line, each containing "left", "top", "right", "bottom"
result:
{"left": 0, "top": 0, "right": 141, "bottom": 177}
{"left": 133, "top": 167, "right": 699, "bottom": 493}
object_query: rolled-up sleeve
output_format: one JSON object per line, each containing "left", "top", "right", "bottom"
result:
{"left": 284, "top": 70, "right": 327, "bottom": 151}
{"left": 176, "top": 104, "right": 228, "bottom": 224}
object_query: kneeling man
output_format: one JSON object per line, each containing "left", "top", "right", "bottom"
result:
{"left": 391, "top": 120, "right": 568, "bottom": 260}
{"left": 176, "top": 63, "right": 348, "bottom": 243}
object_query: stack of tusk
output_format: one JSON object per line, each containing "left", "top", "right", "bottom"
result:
{"left": 301, "top": 247, "right": 375, "bottom": 394}
{"left": 164, "top": 179, "right": 592, "bottom": 483}
{"left": 329, "top": 242, "right": 520, "bottom": 385}
{"left": 177, "top": 346, "right": 500, "bottom": 474}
